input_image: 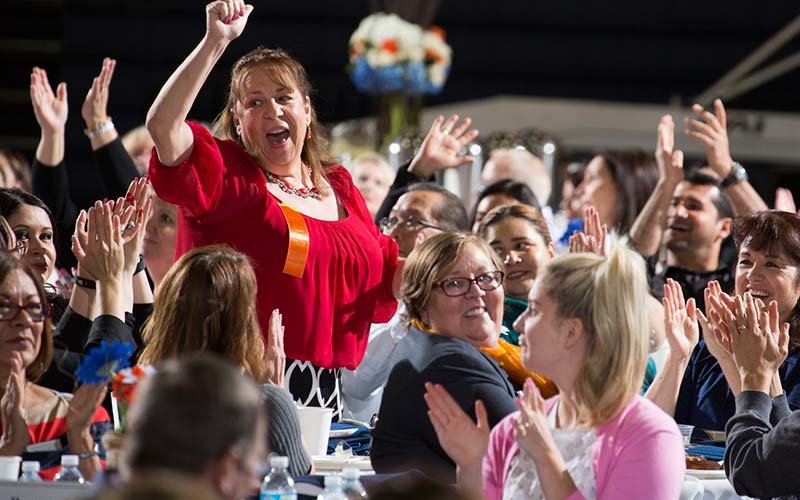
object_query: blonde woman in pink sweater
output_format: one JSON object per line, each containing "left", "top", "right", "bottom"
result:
{"left": 425, "top": 243, "right": 685, "bottom": 499}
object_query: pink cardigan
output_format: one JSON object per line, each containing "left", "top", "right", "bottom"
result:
{"left": 483, "top": 395, "right": 685, "bottom": 500}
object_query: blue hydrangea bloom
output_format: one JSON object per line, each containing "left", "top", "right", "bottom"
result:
{"left": 76, "top": 340, "right": 135, "bottom": 384}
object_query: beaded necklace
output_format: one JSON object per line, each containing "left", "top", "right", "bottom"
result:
{"left": 264, "top": 169, "right": 321, "bottom": 200}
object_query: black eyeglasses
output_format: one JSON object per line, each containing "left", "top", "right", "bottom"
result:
{"left": 0, "top": 301, "right": 49, "bottom": 322}
{"left": 434, "top": 271, "right": 505, "bottom": 297}
{"left": 379, "top": 216, "right": 443, "bottom": 234}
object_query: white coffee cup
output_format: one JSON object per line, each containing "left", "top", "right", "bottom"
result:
{"left": 296, "top": 406, "right": 333, "bottom": 456}
{"left": 0, "top": 456, "right": 22, "bottom": 481}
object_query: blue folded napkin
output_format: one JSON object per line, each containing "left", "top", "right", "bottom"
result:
{"left": 686, "top": 444, "right": 725, "bottom": 461}
{"left": 327, "top": 422, "right": 371, "bottom": 456}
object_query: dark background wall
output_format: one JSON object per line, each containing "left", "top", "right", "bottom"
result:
{"left": 3, "top": 0, "right": 800, "bottom": 204}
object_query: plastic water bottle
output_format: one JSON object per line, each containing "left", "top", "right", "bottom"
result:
{"left": 318, "top": 475, "right": 347, "bottom": 500}
{"left": 54, "top": 455, "right": 84, "bottom": 483}
{"left": 19, "top": 461, "right": 42, "bottom": 482}
{"left": 260, "top": 455, "right": 297, "bottom": 500}
{"left": 341, "top": 467, "right": 367, "bottom": 499}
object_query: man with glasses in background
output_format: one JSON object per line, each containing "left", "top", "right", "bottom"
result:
{"left": 341, "top": 182, "right": 468, "bottom": 423}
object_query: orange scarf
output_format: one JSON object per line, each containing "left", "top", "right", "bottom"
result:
{"left": 410, "top": 319, "right": 558, "bottom": 398}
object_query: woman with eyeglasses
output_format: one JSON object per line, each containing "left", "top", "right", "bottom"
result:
{"left": 370, "top": 232, "right": 517, "bottom": 481}
{"left": 424, "top": 243, "right": 685, "bottom": 500}
{"left": 145, "top": 2, "right": 477, "bottom": 413}
{"left": 0, "top": 251, "right": 110, "bottom": 480}
{"left": 0, "top": 184, "right": 152, "bottom": 392}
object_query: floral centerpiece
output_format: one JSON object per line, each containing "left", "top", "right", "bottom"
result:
{"left": 348, "top": 12, "right": 452, "bottom": 149}
{"left": 76, "top": 341, "right": 152, "bottom": 468}
{"left": 76, "top": 341, "right": 153, "bottom": 433}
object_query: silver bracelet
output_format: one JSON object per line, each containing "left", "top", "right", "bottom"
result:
{"left": 84, "top": 119, "right": 115, "bottom": 138}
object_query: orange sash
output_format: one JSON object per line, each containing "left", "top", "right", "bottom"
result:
{"left": 279, "top": 203, "right": 310, "bottom": 279}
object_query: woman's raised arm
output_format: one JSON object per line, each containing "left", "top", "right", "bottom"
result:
{"left": 146, "top": 0, "right": 253, "bottom": 166}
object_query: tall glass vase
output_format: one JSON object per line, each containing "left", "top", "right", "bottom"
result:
{"left": 377, "top": 93, "right": 423, "bottom": 152}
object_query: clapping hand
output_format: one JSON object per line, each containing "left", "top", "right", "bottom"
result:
{"left": 424, "top": 382, "right": 489, "bottom": 471}
{"left": 81, "top": 58, "right": 116, "bottom": 133}
{"left": 686, "top": 99, "right": 733, "bottom": 177}
{"left": 408, "top": 115, "right": 480, "bottom": 179}
{"left": 30, "top": 67, "right": 67, "bottom": 135}
{"left": 662, "top": 278, "right": 700, "bottom": 361}
{"left": 66, "top": 383, "right": 106, "bottom": 452}
{"left": 568, "top": 206, "right": 607, "bottom": 255}
{"left": 514, "top": 378, "right": 560, "bottom": 464}
{"left": 206, "top": 0, "right": 254, "bottom": 43}
{"left": 120, "top": 178, "right": 153, "bottom": 275}
{"left": 265, "top": 309, "right": 286, "bottom": 387}
{"left": 724, "top": 294, "right": 790, "bottom": 394}
{"left": 72, "top": 201, "right": 128, "bottom": 285}
{"left": 0, "top": 352, "right": 30, "bottom": 455}
{"left": 655, "top": 115, "right": 684, "bottom": 186}
{"left": 702, "top": 281, "right": 736, "bottom": 364}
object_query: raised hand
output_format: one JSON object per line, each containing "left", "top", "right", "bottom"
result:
{"left": 81, "top": 58, "right": 116, "bottom": 132}
{"left": 686, "top": 99, "right": 733, "bottom": 177}
{"left": 424, "top": 382, "right": 489, "bottom": 470}
{"left": 206, "top": 0, "right": 254, "bottom": 43}
{"left": 408, "top": 114, "right": 480, "bottom": 179}
{"left": 264, "top": 309, "right": 286, "bottom": 387}
{"left": 0, "top": 352, "right": 30, "bottom": 455}
{"left": 514, "top": 378, "right": 560, "bottom": 464}
{"left": 655, "top": 114, "right": 684, "bottom": 186}
{"left": 775, "top": 188, "right": 797, "bottom": 213}
{"left": 568, "top": 206, "right": 606, "bottom": 255}
{"left": 30, "top": 67, "right": 68, "bottom": 135}
{"left": 662, "top": 278, "right": 699, "bottom": 360}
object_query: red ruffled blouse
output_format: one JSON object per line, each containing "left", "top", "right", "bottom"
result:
{"left": 148, "top": 122, "right": 398, "bottom": 369}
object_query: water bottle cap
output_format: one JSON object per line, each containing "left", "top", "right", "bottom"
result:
{"left": 325, "top": 475, "right": 342, "bottom": 487}
{"left": 61, "top": 455, "right": 79, "bottom": 467}
{"left": 21, "top": 461, "right": 40, "bottom": 472}
{"left": 342, "top": 467, "right": 360, "bottom": 478}
{"left": 269, "top": 455, "right": 289, "bottom": 468}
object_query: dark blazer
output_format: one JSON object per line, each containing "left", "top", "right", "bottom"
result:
{"left": 370, "top": 326, "right": 517, "bottom": 481}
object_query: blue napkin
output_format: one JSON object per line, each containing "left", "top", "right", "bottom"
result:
{"left": 686, "top": 444, "right": 725, "bottom": 461}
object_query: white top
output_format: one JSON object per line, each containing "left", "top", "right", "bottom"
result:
{"left": 503, "top": 401, "right": 597, "bottom": 500}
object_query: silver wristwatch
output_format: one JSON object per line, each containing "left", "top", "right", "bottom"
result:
{"left": 720, "top": 161, "right": 747, "bottom": 188}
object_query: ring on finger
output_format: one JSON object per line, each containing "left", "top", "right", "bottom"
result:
{"left": 738, "top": 325, "right": 747, "bottom": 331}
{"left": 124, "top": 222, "right": 135, "bottom": 232}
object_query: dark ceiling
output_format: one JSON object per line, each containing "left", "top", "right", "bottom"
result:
{"left": 3, "top": 1, "right": 800, "bottom": 191}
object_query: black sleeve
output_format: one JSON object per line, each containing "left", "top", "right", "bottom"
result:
{"left": 770, "top": 394, "right": 792, "bottom": 425}
{"left": 31, "top": 159, "right": 78, "bottom": 269}
{"left": 92, "top": 137, "right": 140, "bottom": 198}
{"left": 374, "top": 162, "right": 429, "bottom": 223}
{"left": 85, "top": 314, "right": 136, "bottom": 352}
{"left": 130, "top": 302, "right": 153, "bottom": 357}
{"left": 423, "top": 353, "right": 518, "bottom": 427}
{"left": 724, "top": 390, "right": 800, "bottom": 498}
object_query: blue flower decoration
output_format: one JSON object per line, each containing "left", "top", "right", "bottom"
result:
{"left": 76, "top": 341, "right": 135, "bottom": 384}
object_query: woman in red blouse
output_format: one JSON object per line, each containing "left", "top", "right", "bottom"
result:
{"left": 145, "top": 1, "right": 475, "bottom": 412}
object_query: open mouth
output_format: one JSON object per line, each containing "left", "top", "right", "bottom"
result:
{"left": 746, "top": 288, "right": 771, "bottom": 301}
{"left": 463, "top": 306, "right": 487, "bottom": 319}
{"left": 266, "top": 129, "right": 290, "bottom": 145}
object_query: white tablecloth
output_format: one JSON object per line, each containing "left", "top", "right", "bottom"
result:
{"left": 681, "top": 475, "right": 754, "bottom": 500}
